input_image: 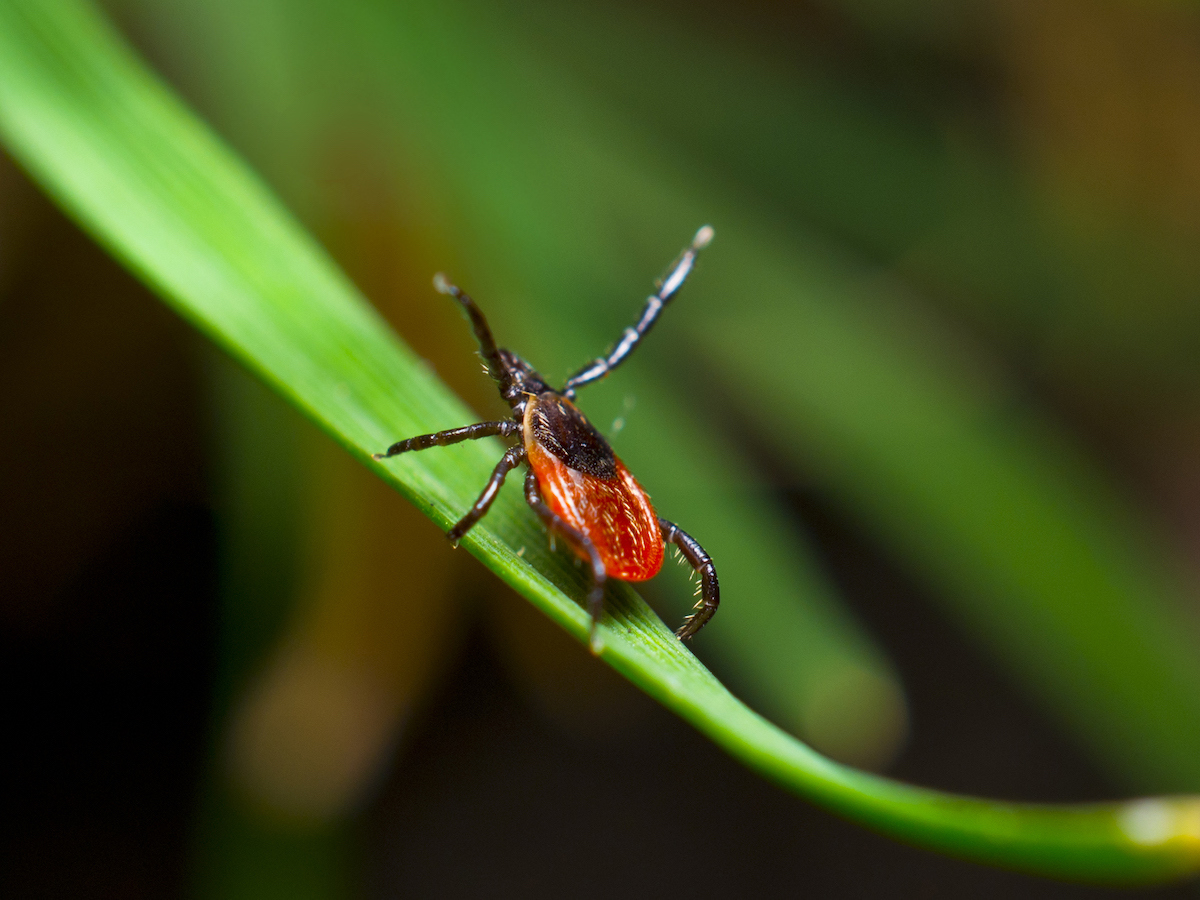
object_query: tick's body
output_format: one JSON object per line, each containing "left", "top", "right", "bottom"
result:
{"left": 375, "top": 227, "right": 718, "bottom": 648}
{"left": 523, "top": 393, "right": 665, "bottom": 583}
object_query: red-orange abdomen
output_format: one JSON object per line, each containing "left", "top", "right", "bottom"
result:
{"left": 525, "top": 437, "right": 664, "bottom": 582}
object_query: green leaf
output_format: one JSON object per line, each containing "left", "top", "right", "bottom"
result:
{"left": 447, "top": 0, "right": 1200, "bottom": 791}
{"left": 122, "top": 0, "right": 913, "bottom": 764}
{"left": 3, "top": 0, "right": 1200, "bottom": 882}
{"left": 208, "top": 0, "right": 1200, "bottom": 793}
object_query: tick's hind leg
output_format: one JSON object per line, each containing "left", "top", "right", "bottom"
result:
{"left": 373, "top": 420, "right": 519, "bottom": 459}
{"left": 446, "top": 445, "right": 527, "bottom": 545}
{"left": 659, "top": 517, "right": 719, "bottom": 640}
{"left": 524, "top": 470, "right": 608, "bottom": 653}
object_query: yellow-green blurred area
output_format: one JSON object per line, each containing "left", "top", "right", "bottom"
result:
{"left": 4, "top": 0, "right": 1200, "bottom": 896}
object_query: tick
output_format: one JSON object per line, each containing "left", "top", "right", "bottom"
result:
{"left": 375, "top": 227, "right": 719, "bottom": 650}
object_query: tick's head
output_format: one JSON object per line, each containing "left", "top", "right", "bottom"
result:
{"left": 496, "top": 348, "right": 550, "bottom": 411}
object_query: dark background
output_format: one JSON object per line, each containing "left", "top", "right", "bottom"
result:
{"left": 5, "top": 0, "right": 1200, "bottom": 896}
{"left": 1, "top": 168, "right": 1190, "bottom": 898}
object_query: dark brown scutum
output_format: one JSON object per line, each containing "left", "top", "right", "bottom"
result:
{"left": 526, "top": 393, "right": 617, "bottom": 480}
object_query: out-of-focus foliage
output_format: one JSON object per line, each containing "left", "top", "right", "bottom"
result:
{"left": 128, "top": 0, "right": 1200, "bottom": 789}
{"left": 4, "top": 0, "right": 1200, "bottom": 895}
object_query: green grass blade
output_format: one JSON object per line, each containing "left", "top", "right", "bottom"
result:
{"left": 123, "top": 0, "right": 912, "bottom": 763}
{"left": 3, "top": 0, "right": 1200, "bottom": 882}
{"left": 244, "top": 0, "right": 1200, "bottom": 793}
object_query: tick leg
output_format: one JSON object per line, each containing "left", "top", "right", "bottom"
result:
{"left": 524, "top": 470, "right": 608, "bottom": 652}
{"left": 659, "top": 517, "right": 719, "bottom": 640}
{"left": 446, "top": 445, "right": 527, "bottom": 545}
{"left": 373, "top": 420, "right": 519, "bottom": 459}
{"left": 432, "top": 274, "right": 519, "bottom": 398}
{"left": 562, "top": 225, "right": 713, "bottom": 396}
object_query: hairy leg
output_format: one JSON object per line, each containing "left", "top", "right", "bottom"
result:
{"left": 659, "top": 516, "right": 719, "bottom": 640}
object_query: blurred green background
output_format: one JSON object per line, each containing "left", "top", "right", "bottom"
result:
{"left": 4, "top": 0, "right": 1200, "bottom": 896}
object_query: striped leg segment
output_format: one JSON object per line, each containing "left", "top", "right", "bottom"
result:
{"left": 563, "top": 226, "right": 713, "bottom": 396}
